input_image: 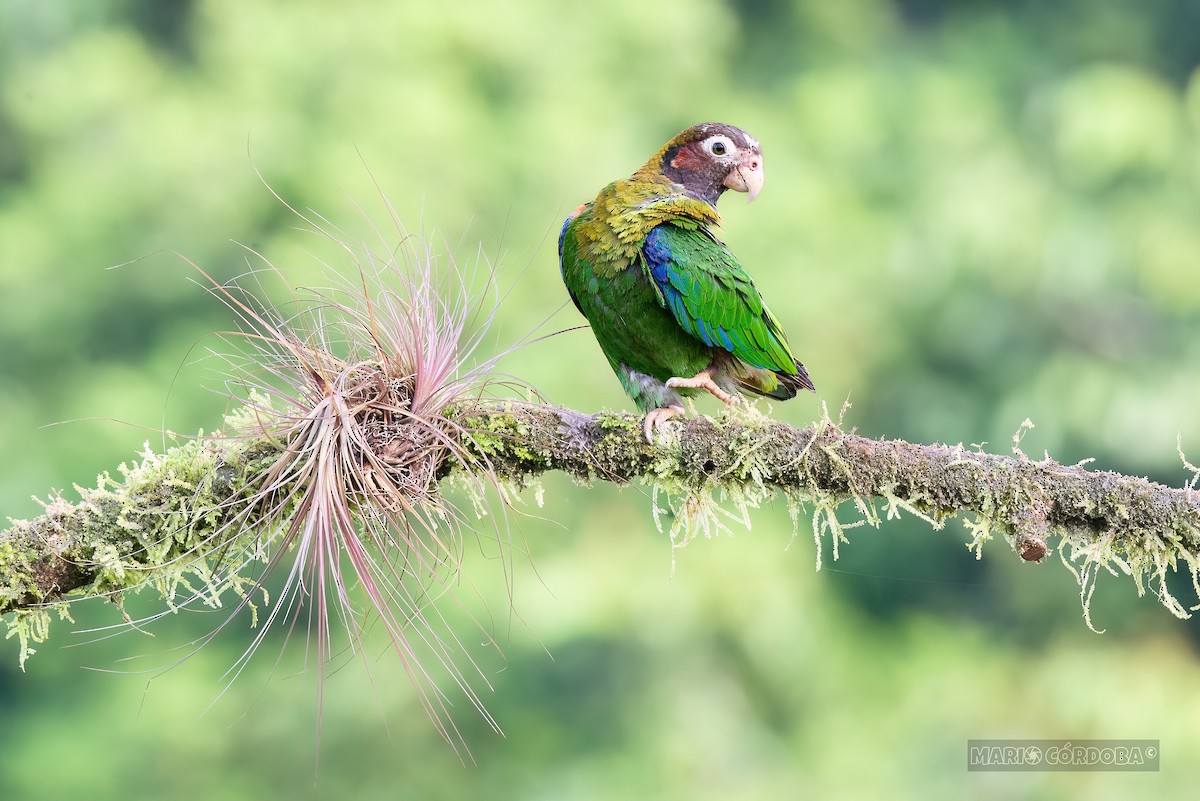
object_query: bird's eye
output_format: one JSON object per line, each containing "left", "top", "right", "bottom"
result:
{"left": 710, "top": 141, "right": 727, "bottom": 155}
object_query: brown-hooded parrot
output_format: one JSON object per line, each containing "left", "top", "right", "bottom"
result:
{"left": 558, "top": 122, "right": 814, "bottom": 440}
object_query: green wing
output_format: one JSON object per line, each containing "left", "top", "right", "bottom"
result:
{"left": 641, "top": 222, "right": 800, "bottom": 375}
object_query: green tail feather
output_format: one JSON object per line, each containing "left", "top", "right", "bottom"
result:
{"left": 737, "top": 359, "right": 815, "bottom": 400}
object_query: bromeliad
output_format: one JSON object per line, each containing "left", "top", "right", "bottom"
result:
{"left": 558, "top": 122, "right": 814, "bottom": 441}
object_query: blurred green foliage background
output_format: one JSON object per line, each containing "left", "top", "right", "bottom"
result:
{"left": 2, "top": 0, "right": 1200, "bottom": 798}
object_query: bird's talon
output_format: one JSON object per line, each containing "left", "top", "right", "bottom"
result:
{"left": 643, "top": 405, "right": 686, "bottom": 443}
{"left": 666, "top": 370, "right": 739, "bottom": 405}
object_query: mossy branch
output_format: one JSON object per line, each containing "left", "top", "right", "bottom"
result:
{"left": 4, "top": 400, "right": 1200, "bottom": 661}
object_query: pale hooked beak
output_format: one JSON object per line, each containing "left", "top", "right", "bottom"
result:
{"left": 722, "top": 152, "right": 764, "bottom": 202}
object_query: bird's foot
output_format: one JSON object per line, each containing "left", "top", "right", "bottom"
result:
{"left": 643, "top": 404, "right": 686, "bottom": 443}
{"left": 665, "top": 370, "right": 739, "bottom": 405}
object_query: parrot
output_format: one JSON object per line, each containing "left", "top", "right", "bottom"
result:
{"left": 558, "top": 122, "right": 814, "bottom": 441}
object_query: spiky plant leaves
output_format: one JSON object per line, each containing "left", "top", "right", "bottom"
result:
{"left": 184, "top": 197, "right": 521, "bottom": 757}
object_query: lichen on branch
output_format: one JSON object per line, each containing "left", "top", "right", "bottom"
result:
{"left": 1, "top": 413, "right": 283, "bottom": 666}
{"left": 451, "top": 400, "right": 1200, "bottom": 617}
{"left": 5, "top": 397, "right": 1200, "bottom": 665}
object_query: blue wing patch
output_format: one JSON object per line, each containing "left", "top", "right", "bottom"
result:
{"left": 642, "top": 227, "right": 733, "bottom": 352}
{"left": 643, "top": 227, "right": 697, "bottom": 337}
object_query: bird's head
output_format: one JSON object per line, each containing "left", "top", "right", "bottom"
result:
{"left": 642, "top": 122, "right": 763, "bottom": 207}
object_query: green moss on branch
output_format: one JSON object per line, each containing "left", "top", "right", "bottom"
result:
{"left": 1, "top": 426, "right": 285, "bottom": 663}
{"left": 5, "top": 400, "right": 1200, "bottom": 663}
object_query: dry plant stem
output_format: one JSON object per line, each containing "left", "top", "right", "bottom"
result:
{"left": 3, "top": 401, "right": 1199, "bottom": 616}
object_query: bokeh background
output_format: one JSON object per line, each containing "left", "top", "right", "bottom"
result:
{"left": 3, "top": 0, "right": 1200, "bottom": 798}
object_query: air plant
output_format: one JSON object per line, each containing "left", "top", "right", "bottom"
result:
{"left": 181, "top": 196, "right": 521, "bottom": 756}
